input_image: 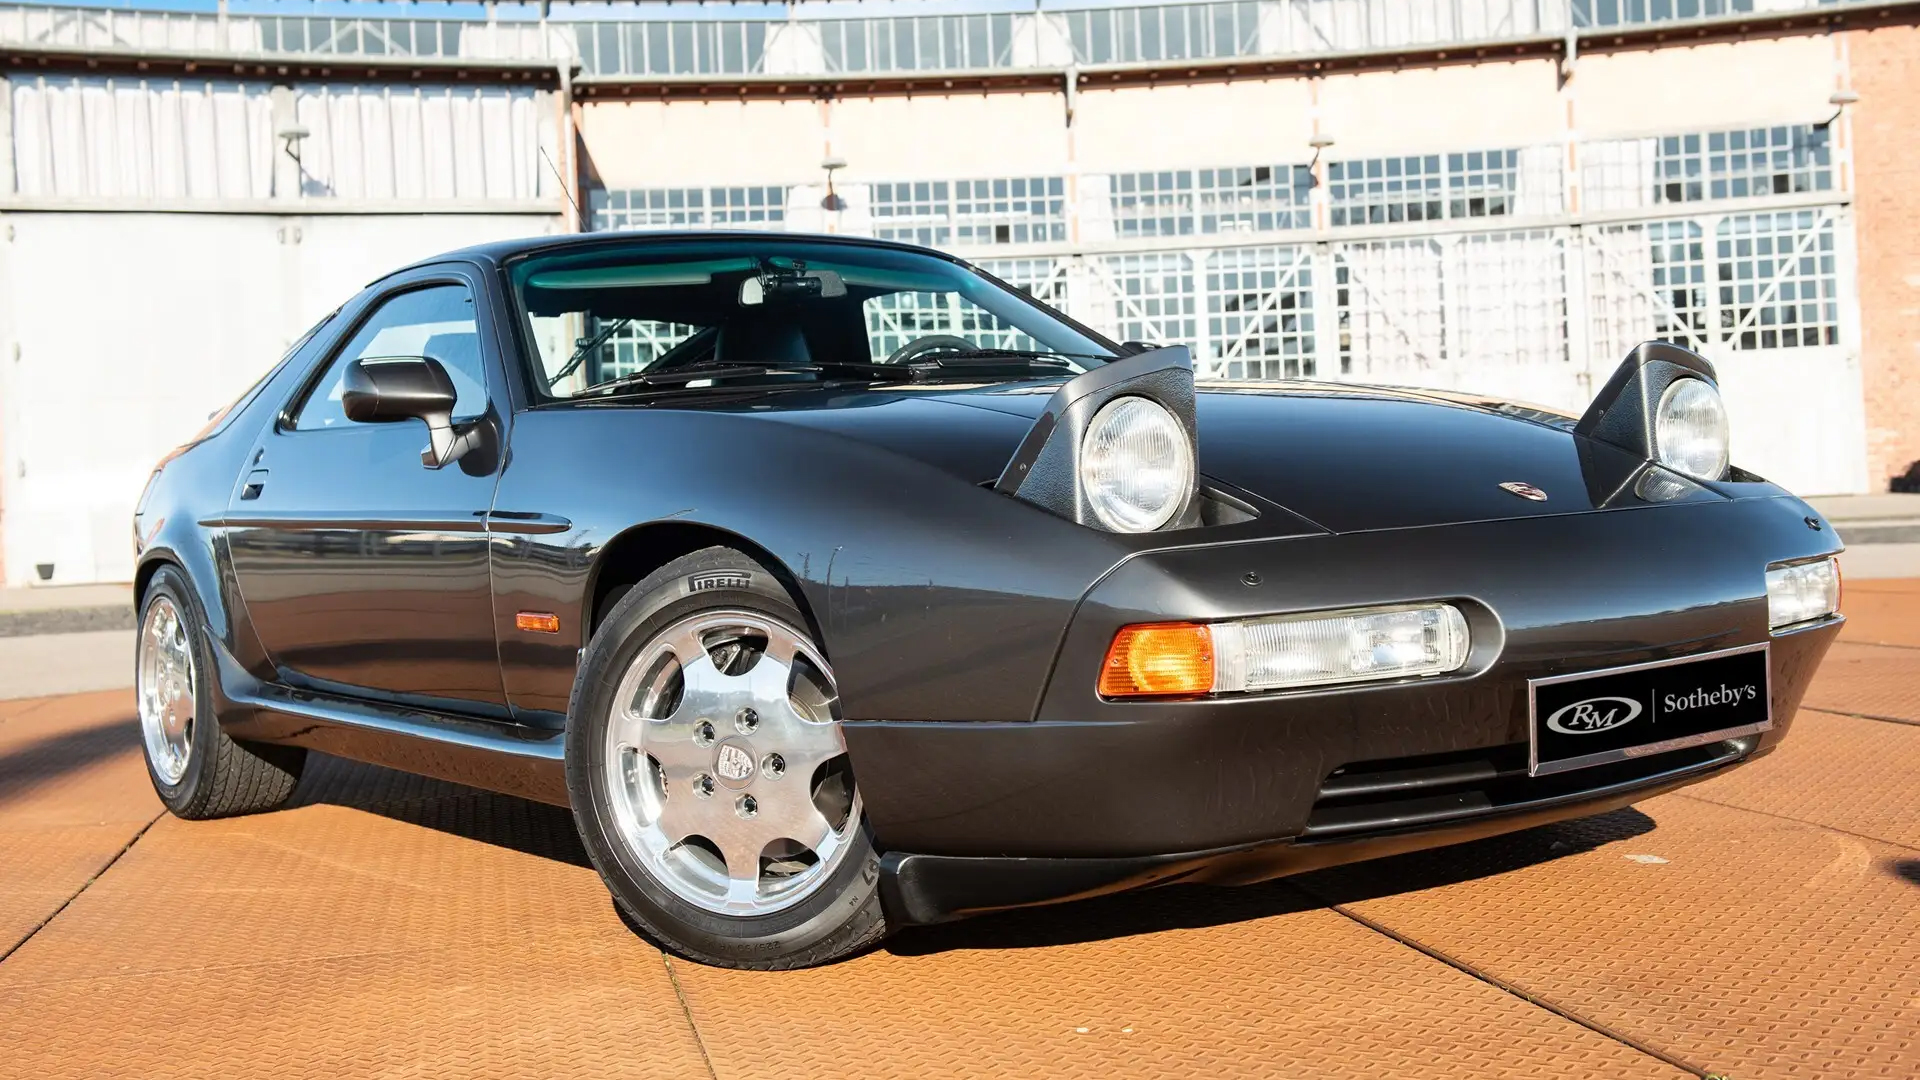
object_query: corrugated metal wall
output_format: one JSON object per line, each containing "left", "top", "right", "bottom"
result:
{"left": 7, "top": 76, "right": 558, "bottom": 202}
{"left": 292, "top": 83, "right": 554, "bottom": 201}
{"left": 0, "top": 72, "right": 566, "bottom": 584}
{"left": 10, "top": 77, "right": 273, "bottom": 199}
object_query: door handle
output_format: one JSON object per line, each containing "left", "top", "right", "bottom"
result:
{"left": 240, "top": 469, "right": 268, "bottom": 500}
{"left": 482, "top": 510, "right": 572, "bottom": 534}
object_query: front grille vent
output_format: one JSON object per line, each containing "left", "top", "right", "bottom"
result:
{"left": 1300, "top": 739, "right": 1741, "bottom": 841}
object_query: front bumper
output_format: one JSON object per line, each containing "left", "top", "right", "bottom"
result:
{"left": 844, "top": 495, "right": 1843, "bottom": 922}
{"left": 880, "top": 733, "right": 1758, "bottom": 924}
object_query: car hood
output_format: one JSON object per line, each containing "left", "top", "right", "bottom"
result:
{"left": 716, "top": 379, "right": 1706, "bottom": 534}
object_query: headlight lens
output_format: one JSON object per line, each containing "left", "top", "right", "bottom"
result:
{"left": 1766, "top": 557, "right": 1840, "bottom": 630}
{"left": 1653, "top": 377, "right": 1730, "bottom": 481}
{"left": 1099, "top": 604, "right": 1471, "bottom": 698}
{"left": 1079, "top": 396, "right": 1193, "bottom": 533}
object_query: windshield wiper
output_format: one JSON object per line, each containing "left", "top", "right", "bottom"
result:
{"left": 573, "top": 350, "right": 1086, "bottom": 399}
{"left": 923, "top": 347, "right": 1112, "bottom": 363}
{"left": 551, "top": 318, "right": 633, "bottom": 384}
{"left": 900, "top": 350, "right": 1085, "bottom": 381}
{"left": 578, "top": 363, "right": 813, "bottom": 397}
{"left": 577, "top": 359, "right": 902, "bottom": 399}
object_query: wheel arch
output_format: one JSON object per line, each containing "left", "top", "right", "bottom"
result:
{"left": 133, "top": 551, "right": 174, "bottom": 609}
{"left": 584, "top": 521, "right": 825, "bottom": 654}
{"left": 133, "top": 544, "right": 227, "bottom": 641}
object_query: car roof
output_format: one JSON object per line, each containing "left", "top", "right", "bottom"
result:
{"left": 388, "top": 229, "right": 972, "bottom": 280}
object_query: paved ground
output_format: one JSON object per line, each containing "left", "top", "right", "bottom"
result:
{"left": 1, "top": 586, "right": 1916, "bottom": 1079}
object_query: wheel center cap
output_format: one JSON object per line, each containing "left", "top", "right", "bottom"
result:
{"left": 714, "top": 740, "right": 755, "bottom": 786}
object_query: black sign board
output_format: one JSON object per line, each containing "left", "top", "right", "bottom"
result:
{"left": 1529, "top": 644, "right": 1771, "bottom": 776}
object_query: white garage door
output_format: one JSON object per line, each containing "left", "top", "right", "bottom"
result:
{"left": 0, "top": 210, "right": 561, "bottom": 585}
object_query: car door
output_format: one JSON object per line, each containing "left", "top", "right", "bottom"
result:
{"left": 225, "top": 268, "right": 510, "bottom": 718}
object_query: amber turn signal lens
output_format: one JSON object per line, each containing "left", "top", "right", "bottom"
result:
{"left": 1099, "top": 622, "right": 1214, "bottom": 698}
{"left": 515, "top": 611, "right": 561, "bottom": 634}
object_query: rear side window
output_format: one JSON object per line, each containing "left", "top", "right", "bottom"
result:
{"left": 292, "top": 284, "right": 488, "bottom": 430}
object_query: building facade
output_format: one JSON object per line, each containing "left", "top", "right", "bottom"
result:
{"left": 1, "top": 0, "right": 1916, "bottom": 584}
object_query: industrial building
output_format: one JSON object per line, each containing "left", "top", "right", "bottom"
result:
{"left": 2, "top": 0, "right": 1915, "bottom": 584}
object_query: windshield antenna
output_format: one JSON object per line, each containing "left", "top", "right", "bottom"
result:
{"left": 541, "top": 146, "right": 583, "bottom": 225}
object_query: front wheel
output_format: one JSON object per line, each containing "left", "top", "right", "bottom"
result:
{"left": 138, "top": 564, "right": 305, "bottom": 818}
{"left": 566, "top": 547, "right": 887, "bottom": 969}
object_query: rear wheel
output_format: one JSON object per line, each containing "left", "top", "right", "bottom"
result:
{"left": 138, "top": 565, "right": 305, "bottom": 818}
{"left": 566, "top": 548, "right": 886, "bottom": 969}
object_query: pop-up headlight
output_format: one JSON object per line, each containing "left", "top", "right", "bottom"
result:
{"left": 1652, "top": 377, "right": 1730, "bottom": 481}
{"left": 1577, "top": 342, "right": 1733, "bottom": 484}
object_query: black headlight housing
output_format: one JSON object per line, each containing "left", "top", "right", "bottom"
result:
{"left": 1575, "top": 341, "right": 1731, "bottom": 483}
{"left": 994, "top": 346, "right": 1200, "bottom": 533}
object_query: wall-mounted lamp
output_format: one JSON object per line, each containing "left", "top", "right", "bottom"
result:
{"left": 1823, "top": 89, "right": 1860, "bottom": 127}
{"left": 820, "top": 155, "right": 848, "bottom": 212}
{"left": 1308, "top": 132, "right": 1336, "bottom": 172}
{"left": 277, "top": 123, "right": 310, "bottom": 165}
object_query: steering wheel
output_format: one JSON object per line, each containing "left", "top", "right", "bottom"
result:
{"left": 886, "top": 334, "right": 978, "bottom": 366}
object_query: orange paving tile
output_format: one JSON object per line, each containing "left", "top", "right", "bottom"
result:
{"left": 0, "top": 937, "right": 708, "bottom": 1080}
{"left": 1688, "top": 708, "right": 1920, "bottom": 849}
{"left": 1802, "top": 640, "right": 1920, "bottom": 724}
{"left": 1843, "top": 578, "right": 1920, "bottom": 594}
{"left": 2, "top": 595, "right": 1918, "bottom": 1078}
{"left": 0, "top": 690, "right": 159, "bottom": 953}
{"left": 676, "top": 893, "right": 1684, "bottom": 1080}
{"left": 1299, "top": 798, "right": 1920, "bottom": 1079}
{"left": 1837, "top": 578, "right": 1920, "bottom": 648}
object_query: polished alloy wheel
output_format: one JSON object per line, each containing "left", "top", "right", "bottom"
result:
{"left": 604, "top": 610, "right": 860, "bottom": 916}
{"left": 138, "top": 595, "right": 197, "bottom": 785}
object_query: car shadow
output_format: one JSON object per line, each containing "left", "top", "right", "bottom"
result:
{"left": 288, "top": 751, "right": 1664, "bottom": 958}
{"left": 0, "top": 712, "right": 143, "bottom": 813}
{"left": 290, "top": 752, "right": 592, "bottom": 869}
{"left": 887, "top": 807, "right": 1657, "bottom": 957}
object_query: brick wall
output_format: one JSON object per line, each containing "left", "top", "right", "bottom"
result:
{"left": 1850, "top": 25, "right": 1920, "bottom": 491}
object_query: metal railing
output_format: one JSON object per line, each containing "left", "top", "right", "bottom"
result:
{"left": 1062, "top": 1, "right": 1262, "bottom": 64}
{"left": 818, "top": 12, "right": 1019, "bottom": 73}
{"left": 0, "top": 3, "right": 553, "bottom": 62}
{"left": 0, "top": 0, "right": 1869, "bottom": 76}
{"left": 571, "top": 19, "right": 768, "bottom": 77}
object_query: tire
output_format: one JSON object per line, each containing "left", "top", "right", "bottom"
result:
{"left": 566, "top": 547, "right": 888, "bottom": 969}
{"left": 137, "top": 564, "right": 306, "bottom": 819}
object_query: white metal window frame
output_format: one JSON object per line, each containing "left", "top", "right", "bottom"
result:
{"left": 0, "top": 0, "right": 1877, "bottom": 74}
{"left": 1583, "top": 123, "right": 1836, "bottom": 212}
{"left": 817, "top": 12, "right": 1017, "bottom": 74}
{"left": 869, "top": 176, "right": 1068, "bottom": 248}
{"left": 1061, "top": 1, "right": 1261, "bottom": 65}
{"left": 591, "top": 186, "right": 787, "bottom": 231}
{"left": 1584, "top": 206, "right": 1844, "bottom": 360}
{"left": 571, "top": 19, "right": 769, "bottom": 77}
{"left": 1109, "top": 165, "right": 1315, "bottom": 239}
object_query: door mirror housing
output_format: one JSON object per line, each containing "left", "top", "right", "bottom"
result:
{"left": 340, "top": 355, "right": 480, "bottom": 469}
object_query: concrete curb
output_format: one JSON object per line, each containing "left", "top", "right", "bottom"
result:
{"left": 0, "top": 607, "right": 136, "bottom": 639}
{"left": 1836, "top": 524, "right": 1920, "bottom": 545}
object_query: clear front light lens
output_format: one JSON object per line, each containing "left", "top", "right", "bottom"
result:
{"left": 1653, "top": 377, "right": 1731, "bottom": 481}
{"left": 1210, "top": 604, "right": 1471, "bottom": 694}
{"left": 1766, "top": 557, "right": 1840, "bottom": 630}
{"left": 1079, "top": 396, "right": 1194, "bottom": 533}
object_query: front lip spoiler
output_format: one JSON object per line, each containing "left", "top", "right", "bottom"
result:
{"left": 878, "top": 739, "right": 1756, "bottom": 926}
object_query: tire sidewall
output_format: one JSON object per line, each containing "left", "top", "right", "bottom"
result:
{"left": 565, "top": 551, "right": 881, "bottom": 965}
{"left": 138, "top": 566, "right": 221, "bottom": 813}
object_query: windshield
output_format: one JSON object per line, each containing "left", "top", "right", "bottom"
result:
{"left": 508, "top": 238, "right": 1119, "bottom": 399}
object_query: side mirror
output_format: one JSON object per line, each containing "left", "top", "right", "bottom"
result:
{"left": 340, "top": 356, "right": 479, "bottom": 469}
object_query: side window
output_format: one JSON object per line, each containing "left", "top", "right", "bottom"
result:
{"left": 292, "top": 284, "right": 488, "bottom": 430}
